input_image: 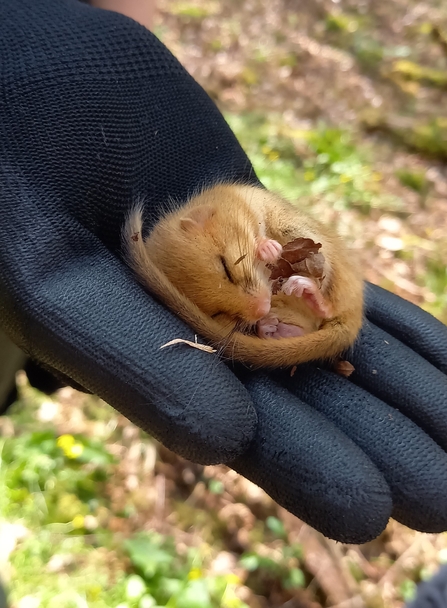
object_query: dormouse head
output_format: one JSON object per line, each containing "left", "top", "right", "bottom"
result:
{"left": 154, "top": 199, "right": 272, "bottom": 325}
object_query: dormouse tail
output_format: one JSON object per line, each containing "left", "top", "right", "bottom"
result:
{"left": 122, "top": 207, "right": 361, "bottom": 369}
{"left": 121, "top": 204, "right": 231, "bottom": 339}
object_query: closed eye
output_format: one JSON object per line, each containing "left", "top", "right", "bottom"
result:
{"left": 220, "top": 256, "right": 235, "bottom": 284}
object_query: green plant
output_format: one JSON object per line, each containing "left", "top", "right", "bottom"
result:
{"left": 0, "top": 430, "right": 114, "bottom": 526}
{"left": 420, "top": 256, "right": 447, "bottom": 322}
{"left": 124, "top": 533, "right": 248, "bottom": 608}
{"left": 226, "top": 113, "right": 401, "bottom": 213}
{"left": 239, "top": 542, "right": 304, "bottom": 595}
{"left": 399, "top": 579, "right": 417, "bottom": 602}
{"left": 395, "top": 168, "right": 430, "bottom": 194}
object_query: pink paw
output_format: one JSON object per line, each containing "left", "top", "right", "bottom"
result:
{"left": 256, "top": 238, "right": 283, "bottom": 264}
{"left": 274, "top": 322, "right": 306, "bottom": 338}
{"left": 257, "top": 314, "right": 279, "bottom": 338}
{"left": 282, "top": 276, "right": 333, "bottom": 318}
{"left": 257, "top": 316, "right": 306, "bottom": 339}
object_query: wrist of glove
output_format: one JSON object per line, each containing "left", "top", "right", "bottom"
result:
{"left": 1, "top": 0, "right": 446, "bottom": 544}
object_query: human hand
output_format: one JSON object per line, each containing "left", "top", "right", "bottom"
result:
{"left": 1, "top": 0, "right": 446, "bottom": 543}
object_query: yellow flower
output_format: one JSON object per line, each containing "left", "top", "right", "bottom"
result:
{"left": 66, "top": 443, "right": 84, "bottom": 459}
{"left": 222, "top": 589, "right": 243, "bottom": 608}
{"left": 188, "top": 568, "right": 203, "bottom": 580}
{"left": 87, "top": 585, "right": 102, "bottom": 601}
{"left": 224, "top": 574, "right": 241, "bottom": 585}
{"left": 57, "top": 434, "right": 75, "bottom": 449}
{"left": 72, "top": 515, "right": 85, "bottom": 529}
{"left": 58, "top": 434, "right": 84, "bottom": 459}
{"left": 188, "top": 568, "right": 202, "bottom": 581}
{"left": 304, "top": 170, "right": 315, "bottom": 181}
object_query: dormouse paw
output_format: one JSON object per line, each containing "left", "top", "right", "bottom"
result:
{"left": 282, "top": 276, "right": 333, "bottom": 318}
{"left": 257, "top": 314, "right": 279, "bottom": 338}
{"left": 257, "top": 315, "right": 306, "bottom": 339}
{"left": 274, "top": 322, "right": 307, "bottom": 338}
{"left": 256, "top": 238, "right": 283, "bottom": 264}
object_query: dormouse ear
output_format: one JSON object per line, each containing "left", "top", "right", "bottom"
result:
{"left": 180, "top": 205, "right": 215, "bottom": 232}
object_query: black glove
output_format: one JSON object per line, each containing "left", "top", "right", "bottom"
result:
{"left": 1, "top": 0, "right": 446, "bottom": 544}
{"left": 406, "top": 564, "right": 447, "bottom": 608}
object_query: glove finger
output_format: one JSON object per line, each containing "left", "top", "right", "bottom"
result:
{"left": 273, "top": 366, "right": 447, "bottom": 533}
{"left": 365, "top": 282, "right": 447, "bottom": 374}
{"left": 349, "top": 322, "right": 447, "bottom": 451}
{"left": 0, "top": 179, "right": 257, "bottom": 464}
{"left": 231, "top": 373, "right": 392, "bottom": 544}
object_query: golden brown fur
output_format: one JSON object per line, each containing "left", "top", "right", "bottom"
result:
{"left": 122, "top": 184, "right": 364, "bottom": 368}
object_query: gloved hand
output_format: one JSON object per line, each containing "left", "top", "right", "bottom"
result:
{"left": 1, "top": 0, "right": 446, "bottom": 544}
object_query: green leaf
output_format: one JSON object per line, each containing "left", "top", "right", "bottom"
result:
{"left": 208, "top": 480, "right": 224, "bottom": 495}
{"left": 124, "top": 535, "right": 174, "bottom": 579}
{"left": 239, "top": 554, "right": 260, "bottom": 571}
{"left": 400, "top": 579, "right": 417, "bottom": 602}
{"left": 284, "top": 568, "right": 305, "bottom": 589}
{"left": 265, "top": 516, "right": 286, "bottom": 539}
{"left": 176, "top": 580, "right": 212, "bottom": 608}
{"left": 155, "top": 577, "right": 183, "bottom": 601}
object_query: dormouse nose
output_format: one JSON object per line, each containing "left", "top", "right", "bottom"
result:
{"left": 245, "top": 284, "right": 272, "bottom": 321}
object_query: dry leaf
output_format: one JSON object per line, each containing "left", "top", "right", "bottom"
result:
{"left": 334, "top": 360, "right": 355, "bottom": 377}
{"left": 159, "top": 338, "right": 217, "bottom": 354}
{"left": 290, "top": 365, "right": 297, "bottom": 377}
{"left": 268, "top": 237, "right": 325, "bottom": 294}
{"left": 281, "top": 237, "right": 322, "bottom": 264}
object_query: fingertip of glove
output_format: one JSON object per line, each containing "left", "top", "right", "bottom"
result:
{"left": 232, "top": 374, "right": 392, "bottom": 544}
{"left": 277, "top": 365, "right": 447, "bottom": 537}
{"left": 364, "top": 283, "right": 447, "bottom": 373}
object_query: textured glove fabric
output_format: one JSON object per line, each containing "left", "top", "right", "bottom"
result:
{"left": 407, "top": 565, "right": 447, "bottom": 608}
{"left": 1, "top": 0, "right": 447, "bottom": 544}
{"left": 0, "top": 0, "right": 260, "bottom": 466}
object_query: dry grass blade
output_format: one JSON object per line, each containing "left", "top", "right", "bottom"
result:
{"left": 159, "top": 338, "right": 217, "bottom": 354}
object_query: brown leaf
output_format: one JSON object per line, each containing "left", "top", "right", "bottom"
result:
{"left": 289, "top": 252, "right": 326, "bottom": 279}
{"left": 281, "top": 237, "right": 322, "bottom": 264}
{"left": 334, "top": 360, "right": 355, "bottom": 377}
{"left": 268, "top": 237, "right": 325, "bottom": 290}
{"left": 267, "top": 257, "right": 294, "bottom": 280}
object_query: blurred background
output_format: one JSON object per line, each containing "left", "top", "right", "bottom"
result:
{"left": 1, "top": 0, "right": 447, "bottom": 606}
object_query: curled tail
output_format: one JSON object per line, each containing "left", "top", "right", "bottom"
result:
{"left": 122, "top": 206, "right": 361, "bottom": 369}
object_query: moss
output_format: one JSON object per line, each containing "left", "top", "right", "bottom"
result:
{"left": 395, "top": 168, "right": 430, "bottom": 193}
{"left": 398, "top": 119, "right": 447, "bottom": 159}
{"left": 325, "top": 12, "right": 360, "bottom": 34}
{"left": 391, "top": 60, "right": 447, "bottom": 88}
{"left": 362, "top": 111, "right": 447, "bottom": 161}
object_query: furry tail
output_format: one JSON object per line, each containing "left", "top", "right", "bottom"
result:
{"left": 122, "top": 206, "right": 360, "bottom": 369}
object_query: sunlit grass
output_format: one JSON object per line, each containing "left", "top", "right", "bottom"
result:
{"left": 225, "top": 112, "right": 403, "bottom": 213}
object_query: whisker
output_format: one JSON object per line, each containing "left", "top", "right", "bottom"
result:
{"left": 213, "top": 317, "right": 254, "bottom": 364}
{"left": 213, "top": 318, "right": 241, "bottom": 357}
